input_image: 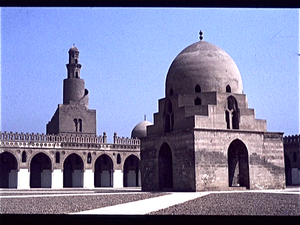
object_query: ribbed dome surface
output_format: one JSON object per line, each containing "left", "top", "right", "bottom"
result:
{"left": 165, "top": 41, "right": 243, "bottom": 96}
{"left": 131, "top": 121, "right": 153, "bottom": 138}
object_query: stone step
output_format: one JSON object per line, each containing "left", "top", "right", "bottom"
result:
{"left": 229, "top": 186, "right": 247, "bottom": 191}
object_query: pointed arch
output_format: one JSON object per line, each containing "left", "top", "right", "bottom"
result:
{"left": 226, "top": 96, "right": 240, "bottom": 129}
{"left": 226, "top": 85, "right": 231, "bottom": 93}
{"left": 94, "top": 154, "right": 113, "bottom": 187}
{"left": 30, "top": 153, "right": 52, "bottom": 188}
{"left": 194, "top": 97, "right": 201, "bottom": 105}
{"left": 0, "top": 152, "right": 18, "bottom": 188}
{"left": 123, "top": 155, "right": 140, "bottom": 187}
{"left": 228, "top": 139, "right": 250, "bottom": 189}
{"left": 227, "top": 96, "right": 238, "bottom": 111}
{"left": 195, "top": 84, "right": 201, "bottom": 93}
{"left": 63, "top": 153, "right": 83, "bottom": 188}
{"left": 159, "top": 143, "right": 173, "bottom": 190}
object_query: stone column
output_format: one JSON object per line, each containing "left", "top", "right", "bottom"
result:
{"left": 18, "top": 169, "right": 30, "bottom": 189}
{"left": 52, "top": 169, "right": 63, "bottom": 189}
{"left": 138, "top": 170, "right": 141, "bottom": 187}
{"left": 84, "top": 169, "right": 94, "bottom": 189}
{"left": 113, "top": 170, "right": 123, "bottom": 188}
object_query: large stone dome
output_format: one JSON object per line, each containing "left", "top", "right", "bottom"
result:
{"left": 131, "top": 121, "right": 153, "bottom": 139}
{"left": 165, "top": 40, "right": 243, "bottom": 96}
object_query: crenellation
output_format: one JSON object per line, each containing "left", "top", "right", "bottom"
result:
{"left": 284, "top": 134, "right": 300, "bottom": 143}
{"left": 0, "top": 131, "right": 108, "bottom": 144}
{"left": 0, "top": 130, "right": 140, "bottom": 156}
{"left": 113, "top": 133, "right": 140, "bottom": 145}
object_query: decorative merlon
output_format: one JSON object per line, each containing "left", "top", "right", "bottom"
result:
{"left": 0, "top": 131, "right": 140, "bottom": 146}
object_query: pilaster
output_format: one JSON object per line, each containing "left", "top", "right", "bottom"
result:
{"left": 113, "top": 170, "right": 123, "bottom": 188}
{"left": 17, "top": 169, "right": 30, "bottom": 189}
{"left": 84, "top": 169, "right": 94, "bottom": 188}
{"left": 52, "top": 169, "right": 63, "bottom": 189}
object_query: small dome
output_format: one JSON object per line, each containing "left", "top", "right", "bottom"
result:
{"left": 131, "top": 121, "right": 153, "bottom": 138}
{"left": 166, "top": 41, "right": 243, "bottom": 96}
{"left": 69, "top": 46, "right": 79, "bottom": 52}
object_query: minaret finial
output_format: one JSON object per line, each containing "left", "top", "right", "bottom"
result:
{"left": 73, "top": 43, "right": 75, "bottom": 46}
{"left": 199, "top": 30, "right": 203, "bottom": 41}
{"left": 144, "top": 114, "right": 146, "bottom": 121}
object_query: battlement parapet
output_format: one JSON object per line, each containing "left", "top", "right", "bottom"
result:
{"left": 0, "top": 131, "right": 107, "bottom": 144}
{"left": 283, "top": 135, "right": 300, "bottom": 144}
{"left": 113, "top": 132, "right": 140, "bottom": 145}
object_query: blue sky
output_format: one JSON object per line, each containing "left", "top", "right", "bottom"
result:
{"left": 1, "top": 8, "right": 299, "bottom": 142}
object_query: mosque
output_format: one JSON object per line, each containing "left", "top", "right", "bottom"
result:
{"left": 0, "top": 46, "right": 143, "bottom": 189}
{"left": 0, "top": 32, "right": 298, "bottom": 190}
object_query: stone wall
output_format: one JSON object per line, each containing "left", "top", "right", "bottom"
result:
{"left": 194, "top": 129, "right": 285, "bottom": 191}
{"left": 284, "top": 135, "right": 300, "bottom": 185}
{"left": 141, "top": 129, "right": 195, "bottom": 191}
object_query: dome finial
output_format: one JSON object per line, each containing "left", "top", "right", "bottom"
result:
{"left": 199, "top": 30, "right": 203, "bottom": 41}
{"left": 144, "top": 114, "right": 146, "bottom": 121}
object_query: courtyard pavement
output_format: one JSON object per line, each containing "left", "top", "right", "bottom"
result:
{"left": 0, "top": 187, "right": 299, "bottom": 216}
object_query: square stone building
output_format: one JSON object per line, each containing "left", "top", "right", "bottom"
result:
{"left": 141, "top": 33, "right": 285, "bottom": 191}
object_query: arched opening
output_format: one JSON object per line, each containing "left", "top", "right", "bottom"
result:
{"left": 74, "top": 119, "right": 78, "bottom": 132}
{"left": 63, "top": 154, "right": 83, "bottom": 188}
{"left": 94, "top": 154, "right": 113, "bottom": 187}
{"left": 87, "top": 153, "right": 92, "bottom": 164}
{"left": 30, "top": 153, "right": 52, "bottom": 188}
{"left": 227, "top": 96, "right": 237, "bottom": 111}
{"left": 169, "top": 89, "right": 174, "bottom": 96}
{"left": 0, "top": 152, "right": 18, "bottom": 188}
{"left": 117, "top": 154, "right": 121, "bottom": 164}
{"left": 22, "top": 151, "right": 26, "bottom": 162}
{"left": 195, "top": 84, "right": 201, "bottom": 93}
{"left": 79, "top": 119, "right": 82, "bottom": 132}
{"left": 55, "top": 152, "right": 60, "bottom": 163}
{"left": 159, "top": 143, "right": 173, "bottom": 190}
{"left": 226, "top": 96, "right": 240, "bottom": 129}
{"left": 232, "top": 111, "right": 239, "bottom": 129}
{"left": 226, "top": 85, "right": 231, "bottom": 93}
{"left": 164, "top": 100, "right": 174, "bottom": 132}
{"left": 225, "top": 110, "right": 230, "bottom": 129}
{"left": 228, "top": 139, "right": 250, "bottom": 189}
{"left": 194, "top": 97, "right": 201, "bottom": 105}
{"left": 284, "top": 154, "right": 292, "bottom": 185}
{"left": 123, "top": 155, "right": 140, "bottom": 187}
